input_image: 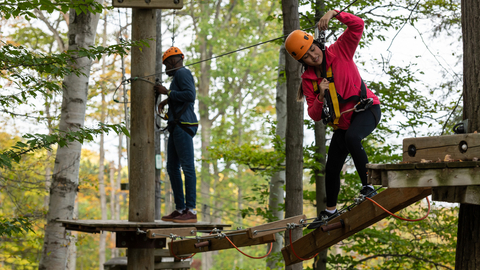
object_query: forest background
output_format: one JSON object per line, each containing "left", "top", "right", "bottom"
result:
{"left": 0, "top": 0, "right": 463, "bottom": 269}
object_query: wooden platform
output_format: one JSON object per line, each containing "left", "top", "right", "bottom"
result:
{"left": 57, "top": 219, "right": 230, "bottom": 234}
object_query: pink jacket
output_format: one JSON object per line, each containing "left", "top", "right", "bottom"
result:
{"left": 302, "top": 11, "right": 380, "bottom": 130}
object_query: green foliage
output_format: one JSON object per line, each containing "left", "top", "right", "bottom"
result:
{"left": 0, "top": 0, "right": 105, "bottom": 20}
{"left": 1, "top": 39, "right": 141, "bottom": 111}
{"left": 0, "top": 216, "right": 34, "bottom": 237}
{"left": 0, "top": 123, "right": 129, "bottom": 169}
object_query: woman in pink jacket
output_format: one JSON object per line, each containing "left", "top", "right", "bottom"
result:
{"left": 285, "top": 10, "right": 381, "bottom": 229}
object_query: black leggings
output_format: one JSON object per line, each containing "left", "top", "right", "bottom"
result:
{"left": 325, "top": 105, "right": 381, "bottom": 207}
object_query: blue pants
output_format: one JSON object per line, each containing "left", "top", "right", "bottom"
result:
{"left": 167, "top": 125, "right": 196, "bottom": 210}
{"left": 325, "top": 105, "right": 381, "bottom": 207}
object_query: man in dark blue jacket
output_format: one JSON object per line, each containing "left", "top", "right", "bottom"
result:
{"left": 155, "top": 47, "right": 198, "bottom": 223}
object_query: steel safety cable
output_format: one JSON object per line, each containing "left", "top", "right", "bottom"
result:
{"left": 110, "top": 0, "right": 365, "bottom": 88}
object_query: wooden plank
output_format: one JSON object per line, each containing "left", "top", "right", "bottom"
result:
{"left": 403, "top": 133, "right": 480, "bottom": 162}
{"left": 386, "top": 166, "right": 480, "bottom": 188}
{"left": 154, "top": 249, "right": 192, "bottom": 258}
{"left": 282, "top": 187, "right": 432, "bottom": 266}
{"left": 112, "top": 0, "right": 183, "bottom": 9}
{"left": 147, "top": 227, "right": 197, "bottom": 238}
{"left": 415, "top": 162, "right": 447, "bottom": 169}
{"left": 57, "top": 219, "right": 229, "bottom": 233}
{"left": 433, "top": 186, "right": 480, "bottom": 205}
{"left": 384, "top": 163, "right": 416, "bottom": 170}
{"left": 154, "top": 261, "right": 191, "bottom": 269}
{"left": 246, "top": 215, "right": 307, "bottom": 239}
{"left": 446, "top": 161, "right": 480, "bottom": 168}
{"left": 365, "top": 164, "right": 386, "bottom": 170}
{"left": 168, "top": 230, "right": 276, "bottom": 255}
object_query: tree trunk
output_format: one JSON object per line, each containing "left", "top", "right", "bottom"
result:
{"left": 66, "top": 199, "right": 78, "bottom": 270}
{"left": 39, "top": 3, "right": 103, "bottom": 269}
{"left": 267, "top": 44, "right": 287, "bottom": 270}
{"left": 282, "top": 1, "right": 304, "bottom": 270}
{"left": 116, "top": 133, "right": 123, "bottom": 222}
{"left": 197, "top": 11, "right": 214, "bottom": 269}
{"left": 127, "top": 8, "right": 156, "bottom": 270}
{"left": 456, "top": 1, "right": 480, "bottom": 268}
{"left": 109, "top": 161, "right": 116, "bottom": 257}
{"left": 312, "top": 1, "right": 328, "bottom": 269}
{"left": 99, "top": 14, "right": 108, "bottom": 268}
{"left": 154, "top": 8, "right": 163, "bottom": 221}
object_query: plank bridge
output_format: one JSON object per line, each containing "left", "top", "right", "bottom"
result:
{"left": 58, "top": 133, "right": 480, "bottom": 267}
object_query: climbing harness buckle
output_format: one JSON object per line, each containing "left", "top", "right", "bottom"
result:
{"left": 354, "top": 98, "right": 373, "bottom": 112}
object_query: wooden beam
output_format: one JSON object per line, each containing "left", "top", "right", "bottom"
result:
{"left": 168, "top": 230, "right": 276, "bottom": 255}
{"left": 112, "top": 0, "right": 183, "bottom": 9}
{"left": 154, "top": 261, "right": 191, "bottom": 269}
{"left": 403, "top": 133, "right": 480, "bottom": 162}
{"left": 282, "top": 187, "right": 432, "bottom": 266}
{"left": 433, "top": 186, "right": 480, "bottom": 205}
{"left": 367, "top": 162, "right": 480, "bottom": 188}
{"left": 147, "top": 227, "right": 197, "bottom": 238}
{"left": 246, "top": 215, "right": 307, "bottom": 239}
{"left": 386, "top": 166, "right": 480, "bottom": 188}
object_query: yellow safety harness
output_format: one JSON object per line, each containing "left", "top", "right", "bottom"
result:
{"left": 312, "top": 66, "right": 371, "bottom": 129}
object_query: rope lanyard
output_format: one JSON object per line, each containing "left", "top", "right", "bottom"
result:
{"left": 170, "top": 236, "right": 197, "bottom": 261}
{"left": 366, "top": 196, "right": 431, "bottom": 222}
{"left": 288, "top": 229, "right": 319, "bottom": 261}
{"left": 224, "top": 235, "right": 273, "bottom": 259}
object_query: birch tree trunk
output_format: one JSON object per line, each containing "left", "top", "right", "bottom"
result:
{"left": 281, "top": 0, "right": 304, "bottom": 270}
{"left": 267, "top": 44, "right": 287, "bottom": 270}
{"left": 456, "top": 0, "right": 480, "bottom": 268}
{"left": 38, "top": 3, "right": 103, "bottom": 269}
{"left": 66, "top": 200, "right": 78, "bottom": 270}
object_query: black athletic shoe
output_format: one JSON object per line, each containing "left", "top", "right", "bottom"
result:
{"left": 360, "top": 186, "right": 377, "bottom": 198}
{"left": 307, "top": 209, "right": 338, "bottom": 229}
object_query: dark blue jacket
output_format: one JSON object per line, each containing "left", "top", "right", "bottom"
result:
{"left": 167, "top": 67, "right": 198, "bottom": 136}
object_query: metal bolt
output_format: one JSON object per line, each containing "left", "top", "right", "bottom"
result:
{"left": 121, "top": 241, "right": 126, "bottom": 246}
{"left": 117, "top": 0, "right": 123, "bottom": 3}
{"left": 174, "top": 0, "right": 180, "bottom": 4}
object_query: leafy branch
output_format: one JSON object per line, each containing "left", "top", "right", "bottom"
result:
{"left": 0, "top": 123, "right": 130, "bottom": 169}
{"left": 0, "top": 0, "right": 105, "bottom": 20}
{"left": 0, "top": 216, "right": 34, "bottom": 237}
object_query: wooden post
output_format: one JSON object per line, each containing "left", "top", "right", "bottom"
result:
{"left": 128, "top": 8, "right": 156, "bottom": 270}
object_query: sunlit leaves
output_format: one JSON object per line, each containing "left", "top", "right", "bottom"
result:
{"left": 1, "top": 0, "right": 105, "bottom": 20}
{"left": 0, "top": 216, "right": 34, "bottom": 237}
{"left": 0, "top": 123, "right": 129, "bottom": 170}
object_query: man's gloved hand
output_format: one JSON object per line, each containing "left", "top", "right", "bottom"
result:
{"left": 154, "top": 84, "right": 169, "bottom": 95}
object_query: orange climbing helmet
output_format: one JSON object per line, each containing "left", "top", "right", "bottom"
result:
{"left": 285, "top": 30, "right": 314, "bottom": 61}
{"left": 162, "top": 47, "right": 184, "bottom": 62}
